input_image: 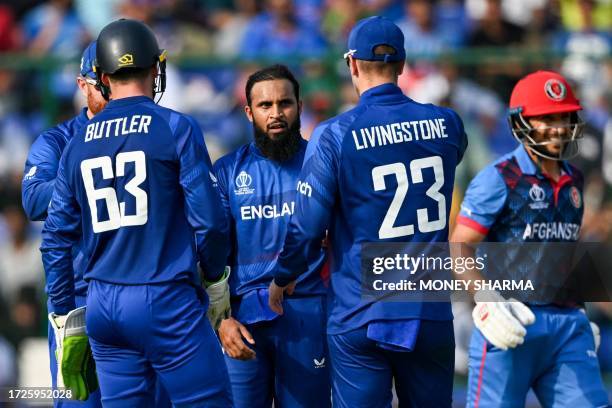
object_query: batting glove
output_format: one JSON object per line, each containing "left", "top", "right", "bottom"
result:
{"left": 205, "top": 266, "right": 231, "bottom": 330}
{"left": 472, "top": 290, "right": 536, "bottom": 350}
{"left": 48, "top": 307, "right": 98, "bottom": 401}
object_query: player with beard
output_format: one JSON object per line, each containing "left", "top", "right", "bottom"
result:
{"left": 22, "top": 41, "right": 106, "bottom": 407}
{"left": 213, "top": 64, "right": 330, "bottom": 407}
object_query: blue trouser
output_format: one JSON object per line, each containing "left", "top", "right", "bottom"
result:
{"left": 86, "top": 280, "right": 232, "bottom": 408}
{"left": 224, "top": 296, "right": 330, "bottom": 407}
{"left": 467, "top": 306, "right": 609, "bottom": 408}
{"left": 48, "top": 295, "right": 102, "bottom": 408}
{"left": 328, "top": 320, "right": 455, "bottom": 408}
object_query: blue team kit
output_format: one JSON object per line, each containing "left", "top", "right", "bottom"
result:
{"left": 273, "top": 82, "right": 468, "bottom": 407}
{"left": 22, "top": 41, "right": 102, "bottom": 408}
{"left": 41, "top": 96, "right": 232, "bottom": 407}
{"left": 29, "top": 14, "right": 611, "bottom": 408}
{"left": 214, "top": 140, "right": 330, "bottom": 407}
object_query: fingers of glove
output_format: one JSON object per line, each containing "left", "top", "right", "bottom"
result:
{"left": 491, "top": 311, "right": 526, "bottom": 348}
{"left": 61, "top": 336, "right": 91, "bottom": 400}
{"left": 474, "top": 303, "right": 525, "bottom": 348}
{"left": 474, "top": 302, "right": 525, "bottom": 337}
{"left": 507, "top": 299, "right": 536, "bottom": 326}
{"left": 497, "top": 303, "right": 528, "bottom": 337}
{"left": 478, "top": 325, "right": 509, "bottom": 350}
{"left": 473, "top": 304, "right": 509, "bottom": 349}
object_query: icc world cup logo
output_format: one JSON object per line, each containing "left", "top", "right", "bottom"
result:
{"left": 529, "top": 184, "right": 545, "bottom": 202}
{"left": 236, "top": 171, "right": 252, "bottom": 188}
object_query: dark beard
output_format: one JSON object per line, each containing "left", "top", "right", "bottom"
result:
{"left": 253, "top": 117, "right": 302, "bottom": 162}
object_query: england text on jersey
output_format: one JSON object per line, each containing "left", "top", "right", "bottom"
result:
{"left": 240, "top": 201, "right": 295, "bottom": 221}
{"left": 352, "top": 118, "right": 448, "bottom": 150}
{"left": 85, "top": 115, "right": 152, "bottom": 142}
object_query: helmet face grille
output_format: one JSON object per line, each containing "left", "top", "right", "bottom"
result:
{"left": 509, "top": 112, "right": 585, "bottom": 161}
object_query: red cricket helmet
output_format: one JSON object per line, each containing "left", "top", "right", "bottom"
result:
{"left": 508, "top": 71, "right": 584, "bottom": 161}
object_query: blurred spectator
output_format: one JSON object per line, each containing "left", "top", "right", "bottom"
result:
{"left": 0, "top": 333, "right": 16, "bottom": 387}
{"left": 0, "top": 205, "right": 43, "bottom": 305}
{"left": 74, "top": 0, "right": 119, "bottom": 38}
{"left": 468, "top": 0, "right": 526, "bottom": 47}
{"left": 559, "top": 0, "right": 612, "bottom": 32}
{"left": 395, "top": 0, "right": 453, "bottom": 59}
{"left": 435, "top": 0, "right": 470, "bottom": 48}
{"left": 21, "top": 0, "right": 87, "bottom": 57}
{"left": 239, "top": 0, "right": 327, "bottom": 60}
{"left": 322, "top": 0, "right": 367, "bottom": 49}
{"left": 0, "top": 5, "right": 21, "bottom": 52}
{"left": 210, "top": 0, "right": 259, "bottom": 57}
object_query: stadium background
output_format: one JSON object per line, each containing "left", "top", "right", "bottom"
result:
{"left": 0, "top": 0, "right": 609, "bottom": 406}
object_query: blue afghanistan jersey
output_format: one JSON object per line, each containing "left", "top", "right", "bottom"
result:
{"left": 22, "top": 108, "right": 89, "bottom": 299}
{"left": 41, "top": 96, "right": 229, "bottom": 314}
{"left": 214, "top": 140, "right": 326, "bottom": 324}
{"left": 458, "top": 145, "right": 584, "bottom": 243}
{"left": 273, "top": 84, "right": 468, "bottom": 334}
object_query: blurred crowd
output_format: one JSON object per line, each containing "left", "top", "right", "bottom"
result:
{"left": 0, "top": 0, "right": 610, "bottom": 387}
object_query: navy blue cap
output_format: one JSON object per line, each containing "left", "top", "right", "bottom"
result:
{"left": 344, "top": 16, "right": 405, "bottom": 63}
{"left": 80, "top": 41, "right": 97, "bottom": 79}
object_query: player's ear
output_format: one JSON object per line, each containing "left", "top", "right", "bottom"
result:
{"left": 101, "top": 72, "right": 111, "bottom": 87}
{"left": 244, "top": 104, "right": 254, "bottom": 122}
{"left": 350, "top": 57, "right": 359, "bottom": 77}
{"left": 76, "top": 77, "right": 87, "bottom": 97}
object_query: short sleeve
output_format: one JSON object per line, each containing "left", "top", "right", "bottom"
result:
{"left": 457, "top": 164, "right": 507, "bottom": 234}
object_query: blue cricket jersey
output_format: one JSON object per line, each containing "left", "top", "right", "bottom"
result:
{"left": 41, "top": 96, "right": 229, "bottom": 314}
{"left": 458, "top": 144, "right": 583, "bottom": 242}
{"left": 273, "top": 84, "right": 468, "bottom": 334}
{"left": 214, "top": 139, "right": 326, "bottom": 324}
{"left": 22, "top": 108, "right": 89, "bottom": 299}
{"left": 457, "top": 145, "right": 584, "bottom": 297}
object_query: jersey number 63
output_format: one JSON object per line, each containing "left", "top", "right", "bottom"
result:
{"left": 81, "top": 151, "right": 148, "bottom": 233}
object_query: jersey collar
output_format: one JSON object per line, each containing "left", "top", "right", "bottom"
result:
{"left": 105, "top": 95, "right": 152, "bottom": 110}
{"left": 514, "top": 144, "right": 573, "bottom": 176}
{"left": 358, "top": 83, "right": 406, "bottom": 106}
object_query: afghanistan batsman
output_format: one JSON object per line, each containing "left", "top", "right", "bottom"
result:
{"left": 452, "top": 70, "right": 609, "bottom": 407}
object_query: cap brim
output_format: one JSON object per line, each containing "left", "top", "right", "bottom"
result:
{"left": 523, "top": 104, "right": 582, "bottom": 117}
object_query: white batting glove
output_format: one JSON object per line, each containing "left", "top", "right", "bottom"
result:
{"left": 472, "top": 291, "right": 536, "bottom": 350}
{"left": 204, "top": 266, "right": 231, "bottom": 330}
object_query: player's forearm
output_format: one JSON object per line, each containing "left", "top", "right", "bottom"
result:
{"left": 273, "top": 228, "right": 317, "bottom": 286}
{"left": 22, "top": 178, "right": 55, "bottom": 221}
{"left": 450, "top": 225, "right": 487, "bottom": 298}
{"left": 197, "top": 227, "right": 230, "bottom": 282}
{"left": 41, "top": 247, "right": 76, "bottom": 314}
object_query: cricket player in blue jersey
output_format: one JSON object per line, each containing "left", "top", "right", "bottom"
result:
{"left": 268, "top": 16, "right": 468, "bottom": 407}
{"left": 40, "top": 19, "right": 232, "bottom": 407}
{"left": 22, "top": 41, "right": 105, "bottom": 408}
{"left": 214, "top": 64, "right": 330, "bottom": 407}
{"left": 451, "top": 70, "right": 608, "bottom": 407}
